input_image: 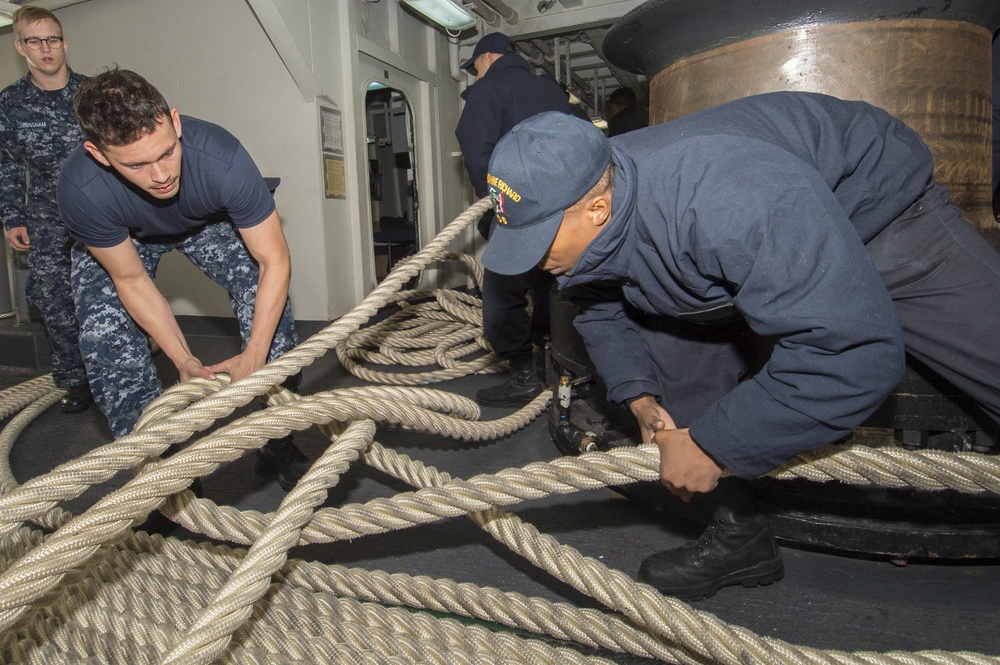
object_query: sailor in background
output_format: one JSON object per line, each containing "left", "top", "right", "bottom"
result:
{"left": 456, "top": 32, "right": 577, "bottom": 408}
{"left": 0, "top": 6, "right": 91, "bottom": 413}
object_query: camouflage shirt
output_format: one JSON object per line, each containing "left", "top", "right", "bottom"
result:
{"left": 0, "top": 68, "right": 86, "bottom": 232}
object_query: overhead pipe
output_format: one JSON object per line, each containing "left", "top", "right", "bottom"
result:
{"left": 531, "top": 39, "right": 555, "bottom": 62}
{"left": 536, "top": 30, "right": 638, "bottom": 113}
{"left": 520, "top": 38, "right": 597, "bottom": 110}
{"left": 522, "top": 42, "right": 547, "bottom": 67}
{"left": 477, "top": 0, "right": 518, "bottom": 25}
{"left": 448, "top": 34, "right": 462, "bottom": 82}
{"left": 553, "top": 36, "right": 561, "bottom": 85}
{"left": 592, "top": 69, "right": 600, "bottom": 115}
{"left": 563, "top": 38, "right": 572, "bottom": 87}
{"left": 530, "top": 36, "right": 605, "bottom": 99}
{"left": 518, "top": 39, "right": 550, "bottom": 66}
{"left": 464, "top": 0, "right": 503, "bottom": 28}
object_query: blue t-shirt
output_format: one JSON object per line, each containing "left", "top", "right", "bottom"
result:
{"left": 58, "top": 115, "right": 274, "bottom": 248}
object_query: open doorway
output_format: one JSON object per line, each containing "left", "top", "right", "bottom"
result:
{"left": 365, "top": 83, "right": 419, "bottom": 283}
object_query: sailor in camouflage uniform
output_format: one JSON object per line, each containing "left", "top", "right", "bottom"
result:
{"left": 0, "top": 6, "right": 91, "bottom": 412}
{"left": 68, "top": 226, "right": 300, "bottom": 439}
{"left": 58, "top": 69, "right": 308, "bottom": 491}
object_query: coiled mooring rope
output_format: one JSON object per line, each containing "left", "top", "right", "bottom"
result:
{"left": 0, "top": 198, "right": 997, "bottom": 664}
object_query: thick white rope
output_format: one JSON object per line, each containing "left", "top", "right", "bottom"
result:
{"left": 0, "top": 198, "right": 996, "bottom": 664}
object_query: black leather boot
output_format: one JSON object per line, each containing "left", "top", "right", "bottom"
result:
{"left": 253, "top": 436, "right": 311, "bottom": 491}
{"left": 60, "top": 383, "right": 93, "bottom": 413}
{"left": 475, "top": 352, "right": 544, "bottom": 407}
{"left": 637, "top": 480, "right": 783, "bottom": 599}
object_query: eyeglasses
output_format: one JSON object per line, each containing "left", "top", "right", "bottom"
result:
{"left": 19, "top": 36, "right": 64, "bottom": 50}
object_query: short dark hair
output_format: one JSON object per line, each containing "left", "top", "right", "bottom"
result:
{"left": 571, "top": 160, "right": 615, "bottom": 211}
{"left": 590, "top": 160, "right": 615, "bottom": 198}
{"left": 74, "top": 68, "right": 171, "bottom": 148}
{"left": 608, "top": 87, "right": 637, "bottom": 106}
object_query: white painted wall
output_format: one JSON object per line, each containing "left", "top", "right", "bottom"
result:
{"left": 0, "top": 0, "right": 475, "bottom": 324}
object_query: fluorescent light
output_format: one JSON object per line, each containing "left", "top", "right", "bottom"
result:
{"left": 400, "top": 0, "right": 476, "bottom": 31}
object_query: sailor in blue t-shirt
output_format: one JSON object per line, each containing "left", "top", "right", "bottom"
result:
{"left": 57, "top": 69, "right": 306, "bottom": 490}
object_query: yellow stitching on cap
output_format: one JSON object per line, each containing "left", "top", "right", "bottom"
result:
{"left": 486, "top": 173, "right": 521, "bottom": 202}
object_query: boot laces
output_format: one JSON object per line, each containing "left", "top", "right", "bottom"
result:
{"left": 695, "top": 522, "right": 724, "bottom": 555}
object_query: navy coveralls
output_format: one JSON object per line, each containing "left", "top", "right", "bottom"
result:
{"left": 456, "top": 53, "right": 575, "bottom": 361}
{"left": 562, "top": 92, "right": 1000, "bottom": 477}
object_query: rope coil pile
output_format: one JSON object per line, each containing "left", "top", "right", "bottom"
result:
{"left": 0, "top": 198, "right": 997, "bottom": 664}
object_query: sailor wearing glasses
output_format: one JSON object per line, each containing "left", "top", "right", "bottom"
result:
{"left": 0, "top": 6, "right": 92, "bottom": 413}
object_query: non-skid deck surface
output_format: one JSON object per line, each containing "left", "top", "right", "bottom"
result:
{"left": 1, "top": 330, "right": 998, "bottom": 662}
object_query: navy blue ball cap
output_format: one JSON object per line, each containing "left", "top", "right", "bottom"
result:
{"left": 461, "top": 32, "right": 513, "bottom": 73}
{"left": 481, "top": 111, "right": 611, "bottom": 275}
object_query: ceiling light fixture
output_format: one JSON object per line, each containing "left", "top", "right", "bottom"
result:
{"left": 399, "top": 0, "right": 476, "bottom": 32}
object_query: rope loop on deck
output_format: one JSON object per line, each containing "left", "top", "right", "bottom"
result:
{"left": 0, "top": 197, "right": 997, "bottom": 664}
